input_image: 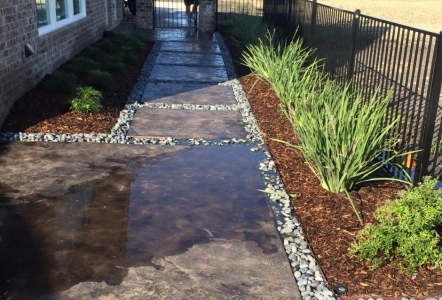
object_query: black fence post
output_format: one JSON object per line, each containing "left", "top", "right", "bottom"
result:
{"left": 414, "top": 31, "right": 442, "bottom": 184}
{"left": 347, "top": 9, "right": 360, "bottom": 83}
{"left": 311, "top": 0, "right": 317, "bottom": 39}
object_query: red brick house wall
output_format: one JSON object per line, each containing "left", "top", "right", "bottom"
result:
{"left": 0, "top": 0, "right": 122, "bottom": 128}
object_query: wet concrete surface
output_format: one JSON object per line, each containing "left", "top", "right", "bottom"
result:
{"left": 150, "top": 65, "right": 228, "bottom": 82}
{"left": 111, "top": 21, "right": 137, "bottom": 37}
{"left": 141, "top": 83, "right": 236, "bottom": 104}
{"left": 127, "top": 108, "right": 246, "bottom": 139}
{"left": 135, "top": 28, "right": 216, "bottom": 42}
{"left": 160, "top": 41, "right": 221, "bottom": 53}
{"left": 156, "top": 52, "right": 224, "bottom": 66}
{"left": 0, "top": 142, "right": 299, "bottom": 299}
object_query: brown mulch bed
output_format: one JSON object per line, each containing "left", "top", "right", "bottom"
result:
{"left": 222, "top": 33, "right": 442, "bottom": 298}
{"left": 0, "top": 40, "right": 154, "bottom": 134}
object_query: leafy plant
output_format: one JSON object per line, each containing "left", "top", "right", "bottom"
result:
{"left": 42, "top": 70, "right": 77, "bottom": 94}
{"left": 70, "top": 86, "right": 103, "bottom": 114}
{"left": 86, "top": 69, "right": 113, "bottom": 90}
{"left": 278, "top": 83, "right": 417, "bottom": 224}
{"left": 348, "top": 177, "right": 442, "bottom": 274}
{"left": 68, "top": 57, "right": 101, "bottom": 74}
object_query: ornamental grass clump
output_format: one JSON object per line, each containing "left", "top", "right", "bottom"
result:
{"left": 70, "top": 86, "right": 103, "bottom": 114}
{"left": 241, "top": 29, "right": 320, "bottom": 109}
{"left": 239, "top": 22, "right": 416, "bottom": 224}
{"left": 348, "top": 177, "right": 442, "bottom": 274}
{"left": 279, "top": 82, "right": 416, "bottom": 224}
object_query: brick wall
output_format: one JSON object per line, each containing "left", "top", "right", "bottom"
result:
{"left": 198, "top": 0, "right": 216, "bottom": 32}
{"left": 0, "top": 0, "right": 119, "bottom": 128}
{"left": 137, "top": 0, "right": 154, "bottom": 29}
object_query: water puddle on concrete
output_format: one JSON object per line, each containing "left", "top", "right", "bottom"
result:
{"left": 0, "top": 142, "right": 280, "bottom": 299}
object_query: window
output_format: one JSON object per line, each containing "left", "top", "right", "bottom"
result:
{"left": 36, "top": 0, "right": 86, "bottom": 35}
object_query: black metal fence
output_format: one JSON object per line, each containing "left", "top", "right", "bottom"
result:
{"left": 258, "top": 0, "right": 442, "bottom": 184}
{"left": 216, "top": 0, "right": 263, "bottom": 27}
{"left": 154, "top": 0, "right": 198, "bottom": 28}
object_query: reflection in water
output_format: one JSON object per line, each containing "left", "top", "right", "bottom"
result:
{"left": 0, "top": 172, "right": 132, "bottom": 299}
{"left": 0, "top": 146, "right": 277, "bottom": 298}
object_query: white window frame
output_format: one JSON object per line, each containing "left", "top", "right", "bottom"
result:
{"left": 37, "top": 0, "right": 87, "bottom": 36}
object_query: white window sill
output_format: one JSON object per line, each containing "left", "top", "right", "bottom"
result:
{"left": 38, "top": 14, "right": 87, "bottom": 36}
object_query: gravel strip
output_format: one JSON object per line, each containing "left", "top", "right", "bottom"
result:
{"left": 138, "top": 103, "right": 238, "bottom": 110}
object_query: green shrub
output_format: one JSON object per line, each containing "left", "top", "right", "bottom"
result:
{"left": 130, "top": 31, "right": 147, "bottom": 42}
{"left": 126, "top": 36, "right": 145, "bottom": 51}
{"left": 223, "top": 14, "right": 273, "bottom": 46}
{"left": 107, "top": 33, "right": 126, "bottom": 46}
{"left": 119, "top": 46, "right": 136, "bottom": 63}
{"left": 68, "top": 57, "right": 101, "bottom": 74}
{"left": 84, "top": 46, "right": 111, "bottom": 63}
{"left": 42, "top": 70, "right": 77, "bottom": 94}
{"left": 103, "top": 58, "right": 124, "bottom": 73}
{"left": 70, "top": 86, "right": 103, "bottom": 114}
{"left": 86, "top": 69, "right": 113, "bottom": 90}
{"left": 119, "top": 52, "right": 136, "bottom": 63}
{"left": 98, "top": 38, "right": 115, "bottom": 53}
{"left": 348, "top": 177, "right": 442, "bottom": 274}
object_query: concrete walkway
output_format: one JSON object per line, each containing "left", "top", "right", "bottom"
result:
{"left": 0, "top": 29, "right": 301, "bottom": 299}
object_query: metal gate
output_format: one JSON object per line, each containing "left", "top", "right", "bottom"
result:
{"left": 154, "top": 0, "right": 198, "bottom": 28}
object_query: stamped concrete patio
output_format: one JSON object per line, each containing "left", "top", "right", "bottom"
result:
{"left": 0, "top": 29, "right": 301, "bottom": 299}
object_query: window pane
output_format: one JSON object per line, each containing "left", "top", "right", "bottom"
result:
{"left": 36, "top": 0, "right": 50, "bottom": 27}
{"left": 73, "top": 0, "right": 80, "bottom": 15}
{"left": 56, "top": 0, "right": 68, "bottom": 21}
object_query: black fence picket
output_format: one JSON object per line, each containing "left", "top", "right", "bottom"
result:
{"left": 216, "top": 0, "right": 263, "bottom": 27}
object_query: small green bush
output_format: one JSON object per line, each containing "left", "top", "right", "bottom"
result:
{"left": 98, "top": 38, "right": 115, "bottom": 53}
{"left": 126, "top": 36, "right": 145, "bottom": 51}
{"left": 70, "top": 86, "right": 103, "bottom": 114}
{"left": 84, "top": 46, "right": 111, "bottom": 63}
{"left": 223, "top": 14, "right": 274, "bottom": 46}
{"left": 348, "top": 178, "right": 442, "bottom": 274}
{"left": 42, "top": 70, "right": 77, "bottom": 94}
{"left": 130, "top": 31, "right": 147, "bottom": 42}
{"left": 107, "top": 33, "right": 126, "bottom": 46}
{"left": 103, "top": 58, "right": 124, "bottom": 73}
{"left": 119, "top": 52, "right": 136, "bottom": 63}
{"left": 68, "top": 57, "right": 101, "bottom": 74}
{"left": 86, "top": 69, "right": 113, "bottom": 90}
